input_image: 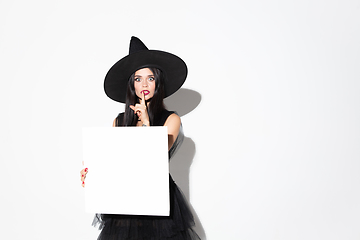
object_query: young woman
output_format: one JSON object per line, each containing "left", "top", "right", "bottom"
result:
{"left": 80, "top": 37, "right": 200, "bottom": 240}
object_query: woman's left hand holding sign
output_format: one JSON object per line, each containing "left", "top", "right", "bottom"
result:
{"left": 80, "top": 168, "right": 88, "bottom": 187}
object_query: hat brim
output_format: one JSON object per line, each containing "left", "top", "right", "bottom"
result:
{"left": 104, "top": 50, "right": 187, "bottom": 103}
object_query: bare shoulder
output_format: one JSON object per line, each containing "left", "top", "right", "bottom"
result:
{"left": 112, "top": 118, "right": 116, "bottom": 127}
{"left": 164, "top": 113, "right": 181, "bottom": 127}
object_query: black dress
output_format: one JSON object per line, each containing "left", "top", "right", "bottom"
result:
{"left": 92, "top": 110, "right": 200, "bottom": 240}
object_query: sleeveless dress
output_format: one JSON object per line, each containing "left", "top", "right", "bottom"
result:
{"left": 92, "top": 110, "right": 200, "bottom": 240}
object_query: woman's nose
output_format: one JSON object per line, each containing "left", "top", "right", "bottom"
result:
{"left": 142, "top": 80, "right": 148, "bottom": 86}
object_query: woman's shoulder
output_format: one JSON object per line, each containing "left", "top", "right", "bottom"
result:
{"left": 159, "top": 109, "right": 179, "bottom": 125}
{"left": 162, "top": 109, "right": 175, "bottom": 117}
{"left": 164, "top": 112, "right": 180, "bottom": 125}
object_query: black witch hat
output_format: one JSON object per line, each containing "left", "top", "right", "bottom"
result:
{"left": 104, "top": 36, "right": 188, "bottom": 103}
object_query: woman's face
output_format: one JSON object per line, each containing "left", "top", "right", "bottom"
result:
{"left": 134, "top": 68, "right": 156, "bottom": 100}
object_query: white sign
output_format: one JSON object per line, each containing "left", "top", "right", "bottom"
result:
{"left": 82, "top": 126, "right": 169, "bottom": 216}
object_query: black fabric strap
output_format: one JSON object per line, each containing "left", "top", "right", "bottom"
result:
{"left": 158, "top": 110, "right": 175, "bottom": 126}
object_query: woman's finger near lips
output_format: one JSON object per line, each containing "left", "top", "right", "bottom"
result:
{"left": 141, "top": 91, "right": 145, "bottom": 106}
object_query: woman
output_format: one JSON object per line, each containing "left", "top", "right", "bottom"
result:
{"left": 80, "top": 36, "right": 200, "bottom": 240}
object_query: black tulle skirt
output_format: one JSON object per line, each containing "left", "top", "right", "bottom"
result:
{"left": 92, "top": 176, "right": 200, "bottom": 240}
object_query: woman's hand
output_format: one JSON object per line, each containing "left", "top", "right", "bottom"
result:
{"left": 80, "top": 168, "right": 88, "bottom": 187}
{"left": 129, "top": 91, "right": 150, "bottom": 126}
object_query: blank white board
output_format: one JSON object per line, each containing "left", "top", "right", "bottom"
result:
{"left": 82, "top": 126, "right": 169, "bottom": 216}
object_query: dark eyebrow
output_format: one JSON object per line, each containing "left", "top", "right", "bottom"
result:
{"left": 134, "top": 75, "right": 154, "bottom": 78}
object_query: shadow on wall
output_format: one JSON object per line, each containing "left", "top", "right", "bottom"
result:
{"left": 165, "top": 88, "right": 206, "bottom": 239}
{"left": 164, "top": 88, "right": 201, "bottom": 117}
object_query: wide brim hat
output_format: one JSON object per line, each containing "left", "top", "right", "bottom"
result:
{"left": 104, "top": 36, "right": 188, "bottom": 103}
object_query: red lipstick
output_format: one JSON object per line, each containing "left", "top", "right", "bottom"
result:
{"left": 141, "top": 90, "right": 150, "bottom": 95}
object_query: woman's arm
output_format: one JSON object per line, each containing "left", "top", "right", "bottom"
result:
{"left": 164, "top": 113, "right": 181, "bottom": 150}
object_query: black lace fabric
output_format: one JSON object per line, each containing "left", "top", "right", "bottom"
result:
{"left": 92, "top": 177, "right": 200, "bottom": 239}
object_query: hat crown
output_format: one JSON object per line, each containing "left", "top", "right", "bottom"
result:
{"left": 129, "top": 36, "right": 149, "bottom": 54}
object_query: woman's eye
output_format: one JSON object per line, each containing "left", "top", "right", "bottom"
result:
{"left": 135, "top": 78, "right": 141, "bottom": 82}
{"left": 148, "top": 77, "right": 154, "bottom": 81}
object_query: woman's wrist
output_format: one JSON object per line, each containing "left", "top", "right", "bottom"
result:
{"left": 142, "top": 120, "right": 150, "bottom": 126}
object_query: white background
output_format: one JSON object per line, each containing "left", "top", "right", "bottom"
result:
{"left": 1, "top": 0, "right": 359, "bottom": 239}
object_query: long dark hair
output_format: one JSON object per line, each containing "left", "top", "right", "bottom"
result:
{"left": 122, "top": 67, "right": 166, "bottom": 126}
